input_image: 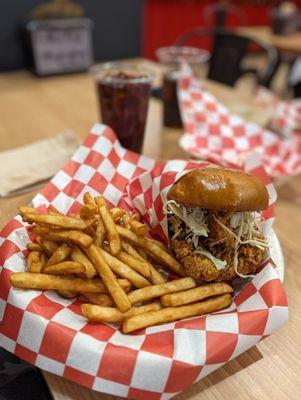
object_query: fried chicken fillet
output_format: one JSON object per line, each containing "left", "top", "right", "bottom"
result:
{"left": 164, "top": 168, "right": 269, "bottom": 282}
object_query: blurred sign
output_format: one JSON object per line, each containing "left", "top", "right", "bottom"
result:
{"left": 26, "top": 18, "right": 94, "bottom": 76}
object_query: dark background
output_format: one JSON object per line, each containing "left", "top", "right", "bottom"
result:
{"left": 0, "top": 0, "right": 144, "bottom": 71}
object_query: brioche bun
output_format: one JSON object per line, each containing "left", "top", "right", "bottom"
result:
{"left": 167, "top": 167, "right": 269, "bottom": 211}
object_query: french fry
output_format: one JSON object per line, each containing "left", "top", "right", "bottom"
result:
{"left": 70, "top": 245, "right": 97, "bottom": 279}
{"left": 116, "top": 226, "right": 184, "bottom": 275}
{"left": 123, "top": 294, "right": 233, "bottom": 333}
{"left": 149, "top": 266, "right": 166, "bottom": 285}
{"left": 130, "top": 212, "right": 140, "bottom": 221}
{"left": 83, "top": 192, "right": 95, "bottom": 206}
{"left": 110, "top": 207, "right": 126, "bottom": 221}
{"left": 80, "top": 203, "right": 97, "bottom": 219}
{"left": 40, "top": 239, "right": 59, "bottom": 256}
{"left": 161, "top": 283, "right": 234, "bottom": 307}
{"left": 115, "top": 250, "right": 151, "bottom": 278}
{"left": 82, "top": 302, "right": 162, "bottom": 323}
{"left": 19, "top": 206, "right": 38, "bottom": 214}
{"left": 29, "top": 226, "right": 93, "bottom": 248}
{"left": 137, "top": 248, "right": 149, "bottom": 260}
{"left": 127, "top": 277, "right": 196, "bottom": 305}
{"left": 85, "top": 245, "right": 131, "bottom": 312}
{"left": 121, "top": 241, "right": 165, "bottom": 284}
{"left": 47, "top": 205, "right": 61, "bottom": 215}
{"left": 43, "top": 261, "right": 85, "bottom": 275}
{"left": 84, "top": 226, "right": 95, "bottom": 237}
{"left": 122, "top": 211, "right": 131, "bottom": 228}
{"left": 94, "top": 219, "right": 105, "bottom": 247}
{"left": 27, "top": 251, "right": 43, "bottom": 273}
{"left": 129, "top": 219, "right": 148, "bottom": 236}
{"left": 19, "top": 210, "right": 88, "bottom": 230}
{"left": 81, "top": 293, "right": 114, "bottom": 307}
{"left": 27, "top": 243, "right": 42, "bottom": 252}
{"left": 98, "top": 248, "right": 151, "bottom": 288}
{"left": 146, "top": 237, "right": 169, "bottom": 251}
{"left": 46, "top": 243, "right": 72, "bottom": 266}
{"left": 11, "top": 272, "right": 130, "bottom": 293}
{"left": 57, "top": 290, "right": 78, "bottom": 299}
{"left": 95, "top": 197, "right": 121, "bottom": 255}
{"left": 40, "top": 253, "right": 48, "bottom": 266}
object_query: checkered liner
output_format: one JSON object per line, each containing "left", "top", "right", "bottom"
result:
{"left": 178, "top": 62, "right": 301, "bottom": 177}
{"left": 255, "top": 85, "right": 301, "bottom": 138}
{"left": 0, "top": 124, "right": 288, "bottom": 400}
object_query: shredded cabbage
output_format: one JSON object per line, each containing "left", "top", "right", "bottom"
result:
{"left": 163, "top": 199, "right": 268, "bottom": 277}
{"left": 163, "top": 200, "right": 208, "bottom": 237}
{"left": 194, "top": 249, "right": 227, "bottom": 270}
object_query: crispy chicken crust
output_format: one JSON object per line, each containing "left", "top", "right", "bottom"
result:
{"left": 170, "top": 238, "right": 266, "bottom": 282}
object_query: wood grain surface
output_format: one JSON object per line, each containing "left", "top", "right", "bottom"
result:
{"left": 0, "top": 62, "right": 300, "bottom": 400}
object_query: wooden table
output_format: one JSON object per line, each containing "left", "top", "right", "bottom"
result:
{"left": 238, "top": 26, "right": 301, "bottom": 55}
{"left": 0, "top": 64, "right": 301, "bottom": 400}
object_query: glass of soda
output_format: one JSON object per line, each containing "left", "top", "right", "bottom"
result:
{"left": 156, "top": 46, "right": 209, "bottom": 128}
{"left": 93, "top": 63, "right": 153, "bottom": 153}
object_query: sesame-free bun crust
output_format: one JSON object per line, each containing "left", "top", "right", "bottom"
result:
{"left": 167, "top": 167, "right": 269, "bottom": 211}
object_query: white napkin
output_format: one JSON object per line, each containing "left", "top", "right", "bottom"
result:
{"left": 0, "top": 131, "right": 79, "bottom": 197}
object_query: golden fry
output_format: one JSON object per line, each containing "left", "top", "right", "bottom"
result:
{"left": 137, "top": 248, "right": 149, "bottom": 260}
{"left": 161, "top": 283, "right": 234, "bottom": 307}
{"left": 20, "top": 211, "right": 88, "bottom": 230}
{"left": 57, "top": 290, "right": 78, "bottom": 299}
{"left": 27, "top": 243, "right": 42, "bottom": 252}
{"left": 40, "top": 253, "right": 48, "bottom": 265}
{"left": 47, "top": 205, "right": 61, "bottom": 215}
{"left": 19, "top": 206, "right": 38, "bottom": 214}
{"left": 40, "top": 239, "right": 59, "bottom": 256}
{"left": 121, "top": 241, "right": 165, "bottom": 284}
{"left": 85, "top": 245, "right": 131, "bottom": 312}
{"left": 146, "top": 237, "right": 169, "bottom": 251}
{"left": 81, "top": 293, "right": 114, "bottom": 307}
{"left": 95, "top": 197, "right": 121, "bottom": 255}
{"left": 116, "top": 226, "right": 184, "bottom": 275}
{"left": 149, "top": 266, "right": 166, "bottom": 285}
{"left": 82, "top": 302, "right": 162, "bottom": 323}
{"left": 122, "top": 211, "right": 131, "bottom": 228}
{"left": 129, "top": 219, "right": 148, "bottom": 236}
{"left": 123, "top": 294, "right": 233, "bottom": 333}
{"left": 43, "top": 261, "right": 85, "bottom": 275}
{"left": 83, "top": 192, "right": 95, "bottom": 206}
{"left": 130, "top": 212, "right": 140, "bottom": 221}
{"left": 29, "top": 226, "right": 93, "bottom": 248}
{"left": 11, "top": 272, "right": 130, "bottom": 293}
{"left": 80, "top": 203, "right": 97, "bottom": 219}
{"left": 110, "top": 207, "right": 126, "bottom": 221}
{"left": 94, "top": 219, "right": 105, "bottom": 247}
{"left": 127, "top": 277, "right": 196, "bottom": 305}
{"left": 116, "top": 250, "right": 151, "bottom": 278}
{"left": 46, "top": 243, "right": 71, "bottom": 266}
{"left": 70, "top": 245, "right": 97, "bottom": 279}
{"left": 99, "top": 248, "right": 151, "bottom": 288}
{"left": 27, "top": 251, "right": 43, "bottom": 273}
{"left": 84, "top": 226, "right": 95, "bottom": 236}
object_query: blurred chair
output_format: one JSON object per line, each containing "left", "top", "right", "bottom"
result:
{"left": 176, "top": 28, "right": 279, "bottom": 88}
{"left": 203, "top": 2, "right": 247, "bottom": 28}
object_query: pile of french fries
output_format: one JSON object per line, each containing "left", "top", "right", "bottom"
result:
{"left": 10, "top": 192, "right": 233, "bottom": 333}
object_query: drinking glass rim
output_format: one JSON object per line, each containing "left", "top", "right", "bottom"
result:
{"left": 156, "top": 46, "right": 209, "bottom": 64}
{"left": 90, "top": 62, "right": 155, "bottom": 84}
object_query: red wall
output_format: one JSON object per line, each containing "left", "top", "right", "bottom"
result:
{"left": 142, "top": 0, "right": 300, "bottom": 59}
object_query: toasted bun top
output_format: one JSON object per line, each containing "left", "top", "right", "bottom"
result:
{"left": 167, "top": 167, "right": 269, "bottom": 211}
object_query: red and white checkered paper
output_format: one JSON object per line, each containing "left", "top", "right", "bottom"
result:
{"left": 178, "top": 63, "right": 301, "bottom": 177}
{"left": 0, "top": 124, "right": 288, "bottom": 400}
{"left": 255, "top": 85, "right": 301, "bottom": 138}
